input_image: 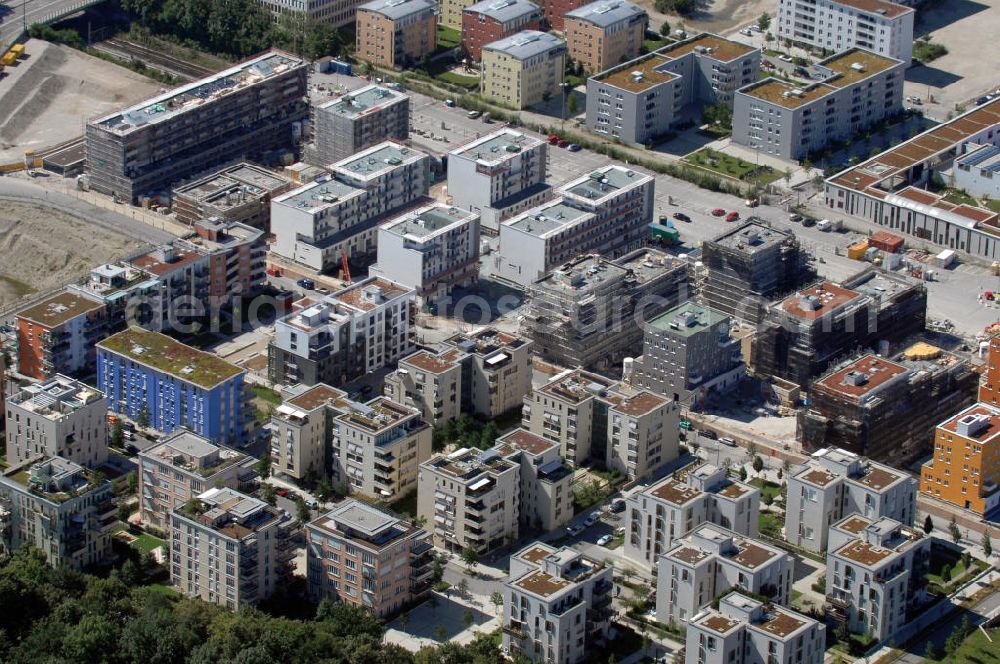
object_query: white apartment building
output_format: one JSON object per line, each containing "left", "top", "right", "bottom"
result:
{"left": 686, "top": 592, "right": 826, "bottom": 664}
{"left": 656, "top": 525, "right": 794, "bottom": 627}
{"left": 331, "top": 396, "right": 431, "bottom": 500}
{"left": 733, "top": 48, "right": 904, "bottom": 160}
{"left": 777, "top": 0, "right": 914, "bottom": 66}
{"left": 370, "top": 203, "right": 481, "bottom": 303}
{"left": 6, "top": 374, "right": 108, "bottom": 469}
{"left": 503, "top": 542, "right": 614, "bottom": 664}
{"left": 625, "top": 465, "right": 760, "bottom": 571}
{"left": 383, "top": 348, "right": 465, "bottom": 426}
{"left": 169, "top": 487, "right": 294, "bottom": 609}
{"left": 270, "top": 141, "right": 430, "bottom": 271}
{"left": 606, "top": 391, "right": 678, "bottom": 480}
{"left": 259, "top": 0, "right": 372, "bottom": 28}
{"left": 271, "top": 383, "right": 351, "bottom": 481}
{"left": 495, "top": 428, "right": 574, "bottom": 533}
{"left": 825, "top": 515, "right": 930, "bottom": 641}
{"left": 0, "top": 456, "right": 115, "bottom": 571}
{"left": 138, "top": 430, "right": 256, "bottom": 530}
{"left": 444, "top": 328, "right": 534, "bottom": 419}
{"left": 495, "top": 165, "right": 654, "bottom": 287}
{"left": 269, "top": 277, "right": 415, "bottom": 387}
{"left": 785, "top": 447, "right": 917, "bottom": 552}
{"left": 447, "top": 129, "right": 551, "bottom": 234}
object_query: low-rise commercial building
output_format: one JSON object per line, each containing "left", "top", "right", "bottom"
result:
{"left": 271, "top": 384, "right": 351, "bottom": 481}
{"left": 370, "top": 204, "right": 481, "bottom": 304}
{"left": 503, "top": 543, "right": 614, "bottom": 664}
{"left": 785, "top": 447, "right": 916, "bottom": 552}
{"left": 920, "top": 403, "right": 1000, "bottom": 515}
{"left": 172, "top": 163, "right": 293, "bottom": 230}
{"left": 799, "top": 345, "right": 977, "bottom": 465}
{"left": 0, "top": 456, "right": 115, "bottom": 570}
{"left": 587, "top": 34, "right": 759, "bottom": 146}
{"left": 777, "top": 0, "right": 914, "bottom": 66}
{"left": 306, "top": 500, "right": 433, "bottom": 617}
{"left": 463, "top": 0, "right": 542, "bottom": 61}
{"left": 97, "top": 328, "right": 252, "bottom": 446}
{"left": 355, "top": 0, "right": 438, "bottom": 68}
{"left": 686, "top": 592, "right": 825, "bottom": 664}
{"left": 564, "top": 0, "right": 646, "bottom": 74}
{"left": 825, "top": 515, "right": 929, "bottom": 641}
{"left": 481, "top": 31, "right": 567, "bottom": 110}
{"left": 447, "top": 129, "right": 550, "bottom": 235}
{"left": 625, "top": 465, "right": 760, "bottom": 571}
{"left": 5, "top": 374, "right": 107, "bottom": 469}
{"left": 311, "top": 85, "right": 410, "bottom": 164}
{"left": 656, "top": 525, "right": 793, "bottom": 627}
{"left": 169, "top": 487, "right": 294, "bottom": 609}
{"left": 733, "top": 49, "right": 904, "bottom": 160}
{"left": 138, "top": 430, "right": 256, "bottom": 530}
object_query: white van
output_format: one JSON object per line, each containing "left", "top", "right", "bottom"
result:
{"left": 817, "top": 219, "right": 832, "bottom": 232}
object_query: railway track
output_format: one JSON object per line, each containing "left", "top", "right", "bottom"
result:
{"left": 95, "top": 38, "right": 216, "bottom": 80}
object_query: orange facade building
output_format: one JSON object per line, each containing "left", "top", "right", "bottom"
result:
{"left": 979, "top": 335, "right": 1000, "bottom": 405}
{"left": 920, "top": 402, "right": 1000, "bottom": 515}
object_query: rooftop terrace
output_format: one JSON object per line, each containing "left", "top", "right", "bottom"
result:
{"left": 539, "top": 369, "right": 617, "bottom": 404}
{"left": 780, "top": 281, "right": 861, "bottom": 320}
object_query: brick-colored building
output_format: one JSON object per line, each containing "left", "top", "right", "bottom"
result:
{"left": 564, "top": 0, "right": 647, "bottom": 74}
{"left": 16, "top": 290, "right": 106, "bottom": 380}
{"left": 356, "top": 0, "right": 438, "bottom": 68}
{"left": 538, "top": 0, "right": 590, "bottom": 30}
{"left": 462, "top": 0, "right": 542, "bottom": 61}
{"left": 921, "top": 403, "right": 1000, "bottom": 515}
{"left": 980, "top": 335, "right": 1000, "bottom": 405}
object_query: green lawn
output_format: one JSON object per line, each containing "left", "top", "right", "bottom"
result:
{"left": 392, "top": 490, "right": 418, "bottom": 519}
{"left": 0, "top": 274, "right": 37, "bottom": 299}
{"left": 750, "top": 478, "right": 782, "bottom": 502}
{"left": 436, "top": 25, "right": 462, "bottom": 51}
{"left": 643, "top": 38, "right": 668, "bottom": 52}
{"left": 950, "top": 625, "right": 1000, "bottom": 662}
{"left": 131, "top": 533, "right": 165, "bottom": 555}
{"left": 684, "top": 148, "right": 781, "bottom": 185}
{"left": 913, "top": 40, "right": 947, "bottom": 63}
{"left": 759, "top": 512, "right": 782, "bottom": 538}
{"left": 252, "top": 384, "right": 283, "bottom": 406}
{"left": 147, "top": 583, "right": 180, "bottom": 598}
{"left": 943, "top": 188, "right": 979, "bottom": 206}
{"left": 436, "top": 70, "right": 479, "bottom": 88}
{"left": 986, "top": 199, "right": 1000, "bottom": 213}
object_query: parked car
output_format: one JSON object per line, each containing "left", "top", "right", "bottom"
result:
{"left": 276, "top": 489, "right": 289, "bottom": 497}
{"left": 977, "top": 96, "right": 990, "bottom": 105}
{"left": 699, "top": 429, "right": 718, "bottom": 440}
{"left": 567, "top": 143, "right": 582, "bottom": 152}
{"left": 611, "top": 499, "right": 626, "bottom": 513}
{"left": 788, "top": 213, "right": 803, "bottom": 223}
{"left": 584, "top": 513, "right": 600, "bottom": 527}
{"left": 719, "top": 437, "right": 737, "bottom": 448}
{"left": 673, "top": 212, "right": 692, "bottom": 222}
{"left": 305, "top": 498, "right": 318, "bottom": 509}
{"left": 296, "top": 278, "right": 315, "bottom": 290}
{"left": 557, "top": 139, "right": 570, "bottom": 148}
{"left": 794, "top": 66, "right": 810, "bottom": 77}
{"left": 467, "top": 110, "right": 481, "bottom": 119}
{"left": 597, "top": 535, "right": 613, "bottom": 546}
{"left": 817, "top": 219, "right": 833, "bottom": 231}
{"left": 711, "top": 208, "right": 726, "bottom": 216}
{"left": 445, "top": 99, "right": 455, "bottom": 107}
{"left": 745, "top": 198, "right": 758, "bottom": 207}
{"left": 125, "top": 443, "right": 139, "bottom": 455}
{"left": 725, "top": 211, "right": 740, "bottom": 222}
{"left": 548, "top": 134, "right": 560, "bottom": 145}
{"left": 566, "top": 524, "right": 585, "bottom": 537}
{"left": 801, "top": 216, "right": 816, "bottom": 227}
{"left": 778, "top": 54, "right": 793, "bottom": 63}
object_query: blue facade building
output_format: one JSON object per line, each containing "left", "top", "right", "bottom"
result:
{"left": 96, "top": 327, "right": 251, "bottom": 446}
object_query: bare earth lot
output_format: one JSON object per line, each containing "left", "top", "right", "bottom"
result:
{"left": 0, "top": 201, "right": 146, "bottom": 308}
{"left": 635, "top": 0, "right": 774, "bottom": 34}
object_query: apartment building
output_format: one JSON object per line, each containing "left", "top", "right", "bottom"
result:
{"left": 776, "top": 0, "right": 914, "bottom": 66}
{"left": 752, "top": 269, "right": 927, "bottom": 387}
{"left": 606, "top": 391, "right": 678, "bottom": 479}
{"left": 630, "top": 302, "right": 743, "bottom": 407}
{"left": 86, "top": 51, "right": 308, "bottom": 203}
{"left": 169, "top": 487, "right": 294, "bottom": 609}
{"left": 481, "top": 31, "right": 567, "bottom": 110}
{"left": 656, "top": 525, "right": 794, "bottom": 627}
{"left": 271, "top": 384, "right": 350, "bottom": 481}
{"left": 702, "top": 220, "right": 811, "bottom": 324}
{"left": 383, "top": 348, "right": 465, "bottom": 425}
{"left": 503, "top": 543, "right": 614, "bottom": 664}
{"left": 463, "top": 0, "right": 542, "bottom": 61}
{"left": 172, "top": 163, "right": 293, "bottom": 230}
{"left": 181, "top": 219, "right": 268, "bottom": 305}
{"left": 522, "top": 249, "right": 689, "bottom": 372}
{"left": 311, "top": 85, "right": 410, "bottom": 164}
{"left": 268, "top": 277, "right": 415, "bottom": 387}
{"left": 16, "top": 290, "right": 107, "bottom": 379}
{"left": 536, "top": 0, "right": 591, "bottom": 30}
{"left": 496, "top": 165, "right": 654, "bottom": 286}
{"left": 356, "top": 0, "right": 437, "bottom": 68}
{"left": 97, "top": 327, "right": 252, "bottom": 446}
{"left": 733, "top": 49, "right": 904, "bottom": 160}
{"left": 418, "top": 445, "right": 521, "bottom": 553}
{"left": 980, "top": 335, "right": 1000, "bottom": 406}
{"left": 564, "top": 0, "right": 647, "bottom": 74}
{"left": 370, "top": 204, "right": 481, "bottom": 304}
{"left": 331, "top": 397, "right": 431, "bottom": 500}
{"left": 799, "top": 345, "right": 977, "bottom": 465}
{"left": 496, "top": 429, "right": 574, "bottom": 533}
{"left": 270, "top": 142, "right": 430, "bottom": 271}
{"left": 5, "top": 375, "right": 107, "bottom": 469}
{"left": 686, "top": 592, "right": 825, "bottom": 664}
{"left": 825, "top": 515, "right": 930, "bottom": 641}
{"left": 306, "top": 500, "right": 433, "bottom": 617}
{"left": 920, "top": 403, "right": 1000, "bottom": 515}
{"left": 0, "top": 456, "right": 115, "bottom": 570}
{"left": 586, "top": 34, "right": 759, "bottom": 146}
{"left": 259, "top": 0, "right": 372, "bottom": 27}
{"left": 447, "top": 129, "right": 550, "bottom": 234}
{"left": 444, "top": 328, "right": 534, "bottom": 418}
{"left": 138, "top": 430, "right": 255, "bottom": 530}
{"left": 952, "top": 143, "right": 1000, "bottom": 200}
{"left": 624, "top": 465, "right": 760, "bottom": 571}
{"left": 785, "top": 447, "right": 916, "bottom": 552}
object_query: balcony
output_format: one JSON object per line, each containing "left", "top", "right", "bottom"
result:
{"left": 825, "top": 594, "right": 850, "bottom": 620}
{"left": 503, "top": 622, "right": 527, "bottom": 638}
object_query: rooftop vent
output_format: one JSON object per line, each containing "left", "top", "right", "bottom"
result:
{"left": 957, "top": 413, "right": 991, "bottom": 438}
{"left": 850, "top": 62, "right": 866, "bottom": 72}
{"left": 843, "top": 370, "right": 869, "bottom": 387}
{"left": 799, "top": 294, "right": 821, "bottom": 310}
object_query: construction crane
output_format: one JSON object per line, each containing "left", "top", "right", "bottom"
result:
{"left": 340, "top": 251, "right": 351, "bottom": 285}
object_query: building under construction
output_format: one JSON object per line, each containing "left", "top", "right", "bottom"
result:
{"left": 798, "top": 343, "right": 977, "bottom": 465}
{"left": 86, "top": 51, "right": 308, "bottom": 203}
{"left": 311, "top": 84, "right": 410, "bottom": 164}
{"left": 172, "top": 162, "right": 293, "bottom": 230}
{"left": 702, "top": 219, "right": 813, "bottom": 324}
{"left": 751, "top": 268, "right": 926, "bottom": 387}
{"left": 522, "top": 248, "right": 689, "bottom": 373}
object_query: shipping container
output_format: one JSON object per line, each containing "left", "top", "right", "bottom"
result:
{"left": 870, "top": 230, "right": 904, "bottom": 254}
{"left": 847, "top": 241, "right": 869, "bottom": 260}
{"left": 10, "top": 44, "right": 25, "bottom": 57}
{"left": 331, "top": 59, "right": 352, "bottom": 75}
{"left": 1, "top": 52, "right": 16, "bottom": 66}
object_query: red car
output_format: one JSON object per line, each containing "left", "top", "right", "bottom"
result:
{"left": 548, "top": 135, "right": 560, "bottom": 145}
{"left": 711, "top": 208, "right": 726, "bottom": 217}
{"left": 726, "top": 211, "right": 740, "bottom": 222}
{"left": 276, "top": 489, "right": 289, "bottom": 497}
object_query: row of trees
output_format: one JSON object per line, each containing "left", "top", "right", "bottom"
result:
{"left": 0, "top": 547, "right": 516, "bottom": 664}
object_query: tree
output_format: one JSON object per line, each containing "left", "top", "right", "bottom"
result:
{"left": 784, "top": 168, "right": 793, "bottom": 185}
{"left": 834, "top": 620, "right": 851, "bottom": 642}
{"left": 457, "top": 578, "right": 469, "bottom": 597}
{"left": 118, "top": 558, "right": 143, "bottom": 586}
{"left": 984, "top": 529, "right": 993, "bottom": 557}
{"left": 659, "top": 20, "right": 671, "bottom": 36}
{"left": 747, "top": 442, "right": 758, "bottom": 458}
{"left": 757, "top": 12, "right": 771, "bottom": 33}
{"left": 762, "top": 493, "right": 774, "bottom": 508}
{"left": 924, "top": 640, "right": 938, "bottom": 660}
{"left": 461, "top": 546, "right": 480, "bottom": 571}
{"left": 296, "top": 497, "right": 311, "bottom": 524}
{"left": 261, "top": 483, "right": 277, "bottom": 505}
{"left": 315, "top": 476, "right": 334, "bottom": 502}
{"left": 118, "top": 503, "right": 133, "bottom": 523}
{"left": 490, "top": 590, "right": 504, "bottom": 615}
{"left": 255, "top": 452, "right": 271, "bottom": 479}
{"left": 567, "top": 93, "right": 579, "bottom": 117}
{"left": 433, "top": 624, "right": 448, "bottom": 642}
{"left": 136, "top": 406, "right": 150, "bottom": 430}
{"left": 400, "top": 611, "right": 410, "bottom": 632}
{"left": 739, "top": 466, "right": 748, "bottom": 482}
{"left": 923, "top": 514, "right": 934, "bottom": 534}
{"left": 111, "top": 420, "right": 124, "bottom": 448}
{"left": 463, "top": 608, "right": 474, "bottom": 630}
{"left": 950, "top": 516, "right": 962, "bottom": 544}
{"left": 940, "top": 564, "right": 951, "bottom": 582}
{"left": 752, "top": 456, "right": 764, "bottom": 474}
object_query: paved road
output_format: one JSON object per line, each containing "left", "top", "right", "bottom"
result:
{"left": 0, "top": 0, "right": 99, "bottom": 50}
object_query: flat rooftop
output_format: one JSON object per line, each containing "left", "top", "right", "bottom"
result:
{"left": 728, "top": 539, "right": 778, "bottom": 569}
{"left": 835, "top": 539, "right": 895, "bottom": 566}
{"left": 780, "top": 281, "right": 862, "bottom": 319}
{"left": 273, "top": 177, "right": 363, "bottom": 214}
{"left": 755, "top": 609, "right": 809, "bottom": 639}
{"left": 648, "top": 301, "right": 728, "bottom": 337}
{"left": 614, "top": 391, "right": 668, "bottom": 417}
{"left": 670, "top": 545, "right": 711, "bottom": 565}
{"left": 561, "top": 166, "right": 649, "bottom": 202}
{"left": 539, "top": 369, "right": 617, "bottom": 404}
{"left": 402, "top": 349, "right": 462, "bottom": 374}
{"left": 814, "top": 354, "right": 910, "bottom": 402}
{"left": 518, "top": 543, "right": 556, "bottom": 565}
{"left": 465, "top": 0, "right": 540, "bottom": 21}
{"left": 359, "top": 0, "right": 436, "bottom": 19}
{"left": 837, "top": 515, "right": 873, "bottom": 535}
{"left": 566, "top": 0, "right": 645, "bottom": 27}
{"left": 496, "top": 428, "right": 558, "bottom": 456}
{"left": 174, "top": 163, "right": 289, "bottom": 202}
{"left": 711, "top": 220, "right": 792, "bottom": 253}
{"left": 615, "top": 248, "right": 684, "bottom": 280}
{"left": 957, "top": 143, "right": 1000, "bottom": 174}
{"left": 657, "top": 32, "right": 756, "bottom": 63}
{"left": 697, "top": 612, "right": 742, "bottom": 635}
{"left": 336, "top": 143, "right": 422, "bottom": 179}
{"left": 939, "top": 403, "right": 1000, "bottom": 444}
{"left": 796, "top": 467, "right": 839, "bottom": 487}
{"left": 506, "top": 200, "right": 592, "bottom": 237}
{"left": 310, "top": 500, "right": 420, "bottom": 551}
{"left": 532, "top": 254, "right": 627, "bottom": 292}
{"left": 833, "top": 0, "right": 913, "bottom": 19}
{"left": 513, "top": 569, "right": 571, "bottom": 597}
{"left": 94, "top": 51, "right": 303, "bottom": 133}
{"left": 17, "top": 290, "right": 103, "bottom": 327}
{"left": 382, "top": 205, "right": 476, "bottom": 240}
{"left": 287, "top": 384, "right": 350, "bottom": 411}
{"left": 649, "top": 478, "right": 702, "bottom": 506}
{"left": 591, "top": 53, "right": 675, "bottom": 93}
{"left": 317, "top": 84, "right": 405, "bottom": 118}
{"left": 98, "top": 327, "right": 243, "bottom": 389}
{"left": 483, "top": 30, "right": 565, "bottom": 60}
{"left": 333, "top": 276, "right": 412, "bottom": 312}
{"left": 337, "top": 397, "right": 417, "bottom": 434}
{"left": 129, "top": 246, "right": 204, "bottom": 276}
{"left": 453, "top": 129, "right": 543, "bottom": 163}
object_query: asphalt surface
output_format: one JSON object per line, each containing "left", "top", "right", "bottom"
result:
{"left": 0, "top": 0, "right": 100, "bottom": 50}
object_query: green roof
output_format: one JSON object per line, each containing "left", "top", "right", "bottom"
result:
{"left": 649, "top": 301, "right": 728, "bottom": 338}
{"left": 98, "top": 327, "right": 243, "bottom": 389}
